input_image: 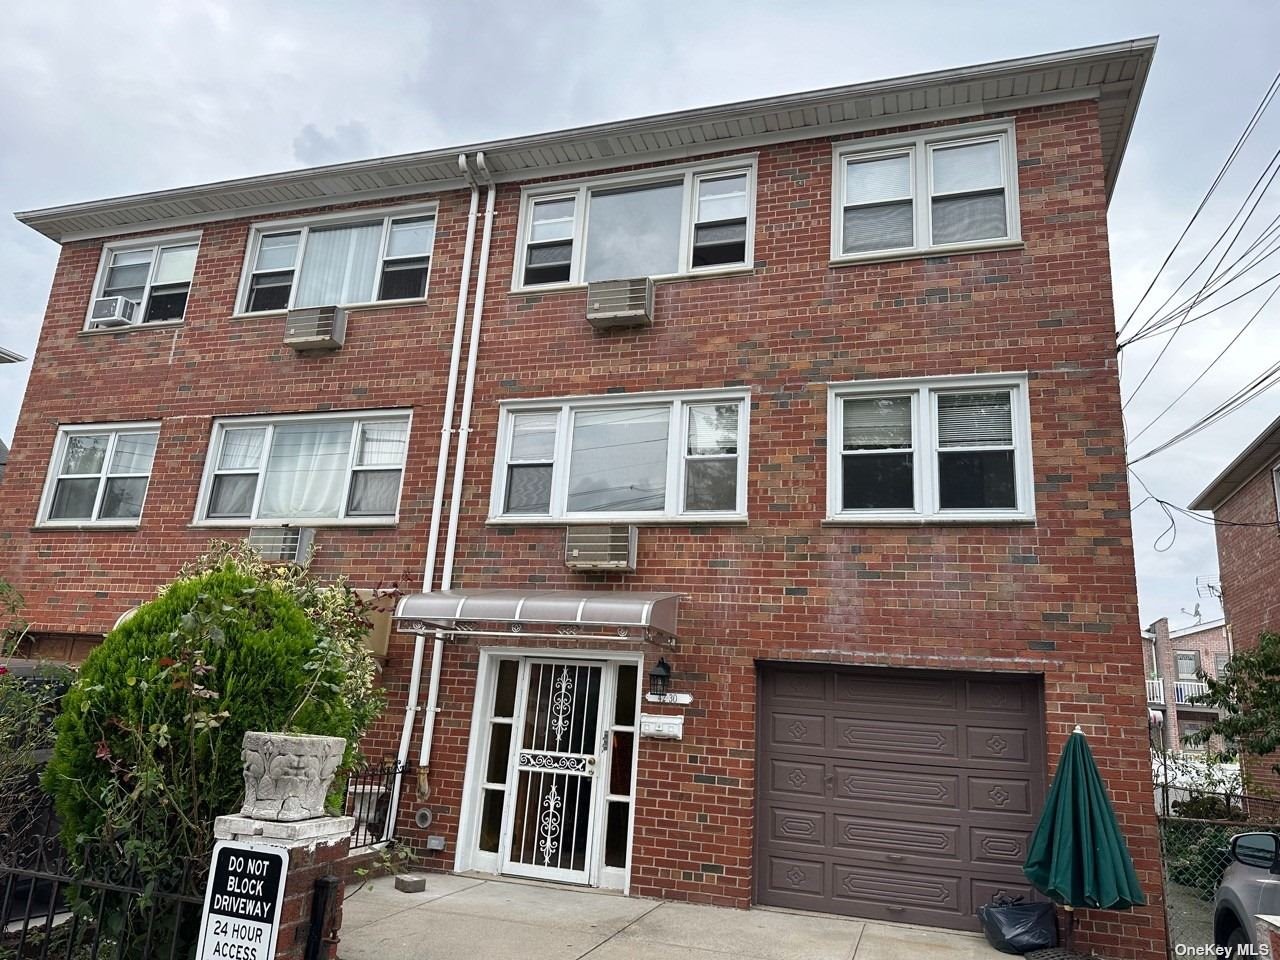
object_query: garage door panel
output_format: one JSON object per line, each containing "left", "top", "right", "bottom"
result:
{"left": 832, "top": 814, "right": 960, "bottom": 861}
{"left": 831, "top": 863, "right": 962, "bottom": 917}
{"left": 768, "top": 711, "right": 828, "bottom": 749}
{"left": 758, "top": 666, "right": 1045, "bottom": 932}
{"left": 966, "top": 726, "right": 1029, "bottom": 764}
{"left": 834, "top": 764, "right": 960, "bottom": 809}
{"left": 768, "top": 758, "right": 827, "bottom": 797}
{"left": 768, "top": 807, "right": 826, "bottom": 847}
{"left": 763, "top": 854, "right": 826, "bottom": 898}
{"left": 770, "top": 670, "right": 828, "bottom": 702}
{"left": 970, "top": 826, "right": 1031, "bottom": 869}
{"left": 965, "top": 678, "right": 1034, "bottom": 714}
{"left": 967, "top": 776, "right": 1032, "bottom": 815}
{"left": 833, "top": 716, "right": 960, "bottom": 759}
{"left": 835, "top": 673, "right": 959, "bottom": 710}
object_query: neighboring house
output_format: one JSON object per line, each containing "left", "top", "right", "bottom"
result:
{"left": 1, "top": 348, "right": 25, "bottom": 484}
{"left": 1192, "top": 414, "right": 1280, "bottom": 796}
{"left": 3, "top": 40, "right": 1165, "bottom": 957}
{"left": 1143, "top": 617, "right": 1231, "bottom": 752}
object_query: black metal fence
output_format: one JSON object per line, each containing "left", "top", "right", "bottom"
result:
{"left": 343, "top": 762, "right": 414, "bottom": 851}
{"left": 0, "top": 799, "right": 205, "bottom": 960}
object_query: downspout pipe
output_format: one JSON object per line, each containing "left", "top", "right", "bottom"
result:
{"left": 420, "top": 153, "right": 496, "bottom": 771}
{"left": 385, "top": 154, "right": 480, "bottom": 839}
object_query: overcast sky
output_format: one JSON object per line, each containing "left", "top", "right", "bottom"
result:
{"left": 2, "top": 1, "right": 1278, "bottom": 631}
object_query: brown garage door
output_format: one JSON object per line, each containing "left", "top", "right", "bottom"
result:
{"left": 757, "top": 665, "right": 1045, "bottom": 931}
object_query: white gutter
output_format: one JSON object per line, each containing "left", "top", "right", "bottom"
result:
{"left": 420, "top": 154, "right": 496, "bottom": 770}
{"left": 384, "top": 154, "right": 481, "bottom": 839}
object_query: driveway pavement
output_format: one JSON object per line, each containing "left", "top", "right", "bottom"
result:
{"left": 339, "top": 874, "right": 1006, "bottom": 960}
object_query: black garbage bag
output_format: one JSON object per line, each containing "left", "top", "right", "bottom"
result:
{"left": 977, "top": 895, "right": 1058, "bottom": 955}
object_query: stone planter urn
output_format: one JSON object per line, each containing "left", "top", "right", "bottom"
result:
{"left": 240, "top": 731, "right": 346, "bottom": 822}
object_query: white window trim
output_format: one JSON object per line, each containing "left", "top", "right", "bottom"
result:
{"left": 825, "top": 372, "right": 1034, "bottom": 524}
{"left": 233, "top": 202, "right": 438, "bottom": 316}
{"left": 830, "top": 119, "right": 1021, "bottom": 264}
{"left": 511, "top": 156, "right": 758, "bottom": 293}
{"left": 192, "top": 408, "right": 413, "bottom": 527}
{"left": 1273, "top": 463, "right": 1280, "bottom": 522}
{"left": 83, "top": 232, "right": 202, "bottom": 331}
{"left": 1174, "top": 650, "right": 1201, "bottom": 679}
{"left": 490, "top": 387, "right": 750, "bottom": 523}
{"left": 36, "top": 421, "right": 162, "bottom": 528}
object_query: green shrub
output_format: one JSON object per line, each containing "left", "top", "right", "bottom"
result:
{"left": 44, "top": 562, "right": 355, "bottom": 878}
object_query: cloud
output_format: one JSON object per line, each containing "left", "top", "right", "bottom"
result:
{"left": 293, "top": 121, "right": 376, "bottom": 166}
{"left": 3, "top": 0, "right": 1280, "bottom": 633}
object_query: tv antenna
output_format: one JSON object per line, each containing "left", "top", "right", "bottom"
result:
{"left": 1180, "top": 603, "right": 1203, "bottom": 624}
{"left": 1196, "top": 576, "right": 1222, "bottom": 601}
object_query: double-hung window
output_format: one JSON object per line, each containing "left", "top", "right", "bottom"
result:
{"left": 492, "top": 390, "right": 749, "bottom": 521}
{"left": 1175, "top": 651, "right": 1200, "bottom": 680}
{"left": 516, "top": 160, "right": 755, "bottom": 289}
{"left": 829, "top": 374, "right": 1033, "bottom": 522}
{"left": 39, "top": 423, "right": 160, "bottom": 525}
{"left": 86, "top": 236, "right": 199, "bottom": 328}
{"left": 239, "top": 206, "right": 436, "bottom": 313}
{"left": 197, "top": 411, "right": 411, "bottom": 525}
{"left": 833, "top": 121, "right": 1019, "bottom": 261}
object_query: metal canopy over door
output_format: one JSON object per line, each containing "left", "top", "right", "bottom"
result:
{"left": 757, "top": 665, "right": 1046, "bottom": 931}
{"left": 502, "top": 660, "right": 606, "bottom": 884}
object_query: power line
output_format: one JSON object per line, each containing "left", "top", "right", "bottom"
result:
{"left": 1116, "top": 70, "right": 1280, "bottom": 342}
{"left": 1128, "top": 357, "right": 1280, "bottom": 465}
{"left": 1126, "top": 279, "right": 1280, "bottom": 445}
{"left": 1122, "top": 148, "right": 1280, "bottom": 409}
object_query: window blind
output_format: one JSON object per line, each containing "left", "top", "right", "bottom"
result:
{"left": 843, "top": 396, "right": 912, "bottom": 449}
{"left": 936, "top": 392, "right": 1013, "bottom": 447}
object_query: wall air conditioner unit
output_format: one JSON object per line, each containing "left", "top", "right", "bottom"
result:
{"left": 88, "top": 296, "right": 139, "bottom": 329}
{"left": 565, "top": 525, "right": 639, "bottom": 572}
{"left": 584, "top": 278, "right": 654, "bottom": 330}
{"left": 284, "top": 306, "right": 347, "bottom": 351}
{"left": 246, "top": 527, "right": 316, "bottom": 566}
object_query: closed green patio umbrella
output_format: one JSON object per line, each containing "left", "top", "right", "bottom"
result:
{"left": 1023, "top": 726, "right": 1146, "bottom": 950}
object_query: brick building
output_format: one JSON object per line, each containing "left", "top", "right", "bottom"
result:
{"left": 4, "top": 41, "right": 1164, "bottom": 957}
{"left": 1192, "top": 414, "right": 1280, "bottom": 794}
{"left": 1142, "top": 617, "right": 1231, "bottom": 752}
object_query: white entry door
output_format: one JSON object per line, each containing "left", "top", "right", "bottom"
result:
{"left": 501, "top": 660, "right": 606, "bottom": 884}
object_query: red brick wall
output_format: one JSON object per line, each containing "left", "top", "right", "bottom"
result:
{"left": 1213, "top": 456, "right": 1280, "bottom": 794}
{"left": 0, "top": 98, "right": 1165, "bottom": 959}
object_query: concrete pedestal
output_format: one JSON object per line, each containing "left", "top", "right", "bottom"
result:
{"left": 214, "top": 814, "right": 355, "bottom": 960}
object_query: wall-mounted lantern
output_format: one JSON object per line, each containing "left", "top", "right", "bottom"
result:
{"left": 648, "top": 657, "right": 672, "bottom": 698}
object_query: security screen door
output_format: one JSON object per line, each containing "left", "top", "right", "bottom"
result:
{"left": 501, "top": 660, "right": 606, "bottom": 883}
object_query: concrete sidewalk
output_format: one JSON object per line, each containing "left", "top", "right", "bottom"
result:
{"left": 339, "top": 874, "right": 1006, "bottom": 960}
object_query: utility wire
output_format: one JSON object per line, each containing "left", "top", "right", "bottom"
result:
{"left": 1123, "top": 151, "right": 1280, "bottom": 409}
{"left": 1127, "top": 280, "right": 1280, "bottom": 445}
{"left": 1116, "top": 70, "right": 1280, "bottom": 342}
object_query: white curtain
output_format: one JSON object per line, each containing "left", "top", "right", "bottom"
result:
{"left": 258, "top": 423, "right": 352, "bottom": 518}
{"left": 294, "top": 223, "right": 381, "bottom": 307}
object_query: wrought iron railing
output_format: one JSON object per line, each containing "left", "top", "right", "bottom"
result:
{"left": 0, "top": 798, "right": 206, "bottom": 960}
{"left": 343, "top": 762, "right": 413, "bottom": 850}
{"left": 1146, "top": 678, "right": 1165, "bottom": 703}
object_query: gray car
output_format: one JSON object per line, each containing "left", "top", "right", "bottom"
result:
{"left": 1215, "top": 832, "right": 1280, "bottom": 957}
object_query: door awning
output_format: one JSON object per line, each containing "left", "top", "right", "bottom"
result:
{"left": 394, "top": 589, "right": 681, "bottom": 647}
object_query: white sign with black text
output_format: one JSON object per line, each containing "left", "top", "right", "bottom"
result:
{"left": 195, "top": 840, "right": 288, "bottom": 960}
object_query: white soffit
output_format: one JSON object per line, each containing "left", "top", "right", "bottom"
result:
{"left": 16, "top": 38, "right": 1155, "bottom": 243}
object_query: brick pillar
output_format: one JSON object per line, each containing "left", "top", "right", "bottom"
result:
{"left": 214, "top": 814, "right": 355, "bottom": 960}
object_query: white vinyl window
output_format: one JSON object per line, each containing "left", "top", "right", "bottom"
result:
{"left": 516, "top": 159, "right": 755, "bottom": 289}
{"left": 238, "top": 206, "right": 436, "bottom": 313}
{"left": 38, "top": 423, "right": 160, "bottom": 526}
{"left": 85, "top": 236, "right": 200, "bottom": 328}
{"left": 196, "top": 411, "right": 411, "bottom": 525}
{"left": 828, "top": 373, "right": 1033, "bottom": 522}
{"left": 491, "top": 390, "right": 749, "bottom": 522}
{"left": 832, "top": 121, "right": 1020, "bottom": 261}
{"left": 1175, "top": 651, "right": 1201, "bottom": 680}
